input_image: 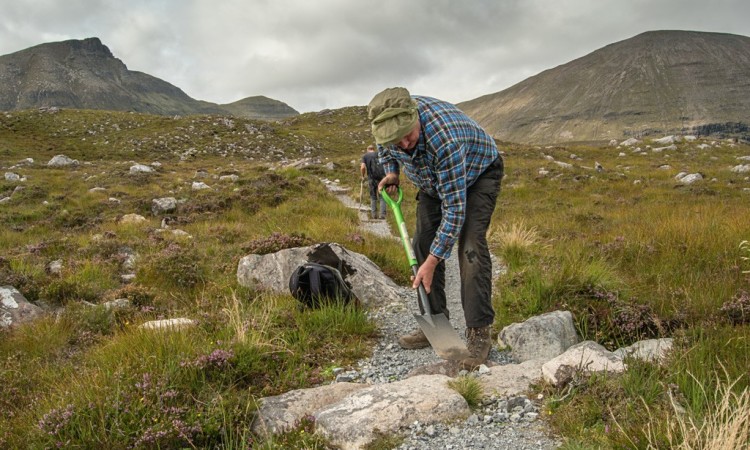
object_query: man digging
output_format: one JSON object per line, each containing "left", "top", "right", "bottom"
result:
{"left": 368, "top": 87, "right": 504, "bottom": 370}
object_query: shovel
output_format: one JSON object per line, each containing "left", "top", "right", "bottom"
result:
{"left": 381, "top": 187, "right": 470, "bottom": 361}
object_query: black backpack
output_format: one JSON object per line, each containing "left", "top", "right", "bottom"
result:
{"left": 289, "top": 262, "right": 355, "bottom": 308}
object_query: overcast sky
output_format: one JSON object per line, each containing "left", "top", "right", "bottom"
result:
{"left": 2, "top": 0, "right": 750, "bottom": 113}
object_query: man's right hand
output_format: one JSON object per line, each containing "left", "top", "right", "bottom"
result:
{"left": 378, "top": 173, "right": 400, "bottom": 196}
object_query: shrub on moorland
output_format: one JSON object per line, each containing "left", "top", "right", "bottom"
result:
{"left": 719, "top": 290, "right": 750, "bottom": 325}
{"left": 241, "top": 232, "right": 313, "bottom": 255}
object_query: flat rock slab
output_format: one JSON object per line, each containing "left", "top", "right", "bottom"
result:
{"left": 252, "top": 382, "right": 367, "bottom": 435}
{"left": 542, "top": 340, "right": 626, "bottom": 386}
{"left": 315, "top": 375, "right": 470, "bottom": 450}
{"left": 479, "top": 359, "right": 546, "bottom": 397}
{"left": 138, "top": 318, "right": 196, "bottom": 331}
{"left": 614, "top": 338, "right": 673, "bottom": 363}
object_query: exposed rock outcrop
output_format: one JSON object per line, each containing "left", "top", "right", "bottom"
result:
{"left": 236, "top": 242, "right": 403, "bottom": 306}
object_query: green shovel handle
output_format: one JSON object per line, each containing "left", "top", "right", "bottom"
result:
{"left": 380, "top": 187, "right": 417, "bottom": 268}
{"left": 380, "top": 186, "right": 434, "bottom": 318}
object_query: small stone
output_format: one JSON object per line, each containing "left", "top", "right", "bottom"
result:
{"left": 494, "top": 412, "right": 509, "bottom": 422}
{"left": 103, "top": 298, "right": 131, "bottom": 310}
{"left": 466, "top": 414, "right": 479, "bottom": 425}
{"left": 335, "top": 374, "right": 354, "bottom": 382}
{"left": 46, "top": 260, "right": 63, "bottom": 274}
{"left": 139, "top": 318, "right": 196, "bottom": 331}
{"left": 119, "top": 213, "right": 147, "bottom": 224}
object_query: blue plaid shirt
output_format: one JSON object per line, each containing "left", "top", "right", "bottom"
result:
{"left": 378, "top": 95, "right": 499, "bottom": 260}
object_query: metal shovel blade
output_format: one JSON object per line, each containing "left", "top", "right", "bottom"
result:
{"left": 380, "top": 187, "right": 471, "bottom": 361}
{"left": 414, "top": 313, "right": 471, "bottom": 360}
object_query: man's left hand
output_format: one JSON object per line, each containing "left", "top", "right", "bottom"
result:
{"left": 412, "top": 254, "right": 441, "bottom": 293}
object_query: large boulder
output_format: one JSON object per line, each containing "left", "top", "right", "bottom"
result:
{"left": 498, "top": 310, "right": 579, "bottom": 362}
{"left": 237, "top": 242, "right": 403, "bottom": 306}
{"left": 252, "top": 382, "right": 367, "bottom": 435}
{"left": 314, "top": 375, "right": 469, "bottom": 450}
{"left": 1, "top": 286, "right": 44, "bottom": 329}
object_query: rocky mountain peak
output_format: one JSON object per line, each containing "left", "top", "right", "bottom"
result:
{"left": 459, "top": 30, "right": 750, "bottom": 144}
{"left": 59, "top": 36, "right": 114, "bottom": 57}
{"left": 0, "top": 37, "right": 298, "bottom": 119}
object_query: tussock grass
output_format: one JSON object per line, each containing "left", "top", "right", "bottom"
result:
{"left": 645, "top": 371, "right": 750, "bottom": 450}
{"left": 489, "top": 219, "right": 548, "bottom": 269}
{"left": 447, "top": 376, "right": 484, "bottom": 409}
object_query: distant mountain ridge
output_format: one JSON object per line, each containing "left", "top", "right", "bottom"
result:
{"left": 459, "top": 30, "right": 750, "bottom": 144}
{"left": 0, "top": 37, "right": 298, "bottom": 120}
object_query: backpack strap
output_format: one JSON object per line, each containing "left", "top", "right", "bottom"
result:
{"left": 329, "top": 263, "right": 352, "bottom": 300}
{"left": 307, "top": 264, "right": 322, "bottom": 301}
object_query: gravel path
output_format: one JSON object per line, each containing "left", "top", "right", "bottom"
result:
{"left": 328, "top": 182, "right": 562, "bottom": 449}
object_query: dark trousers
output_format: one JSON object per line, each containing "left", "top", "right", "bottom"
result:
{"left": 369, "top": 179, "right": 386, "bottom": 218}
{"left": 413, "top": 158, "right": 503, "bottom": 328}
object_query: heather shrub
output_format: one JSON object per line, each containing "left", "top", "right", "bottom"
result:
{"left": 60, "top": 302, "right": 117, "bottom": 337}
{"left": 720, "top": 290, "right": 750, "bottom": 325}
{"left": 41, "top": 261, "right": 118, "bottom": 305}
{"left": 35, "top": 372, "right": 220, "bottom": 449}
{"left": 241, "top": 231, "right": 313, "bottom": 254}
{"left": 109, "top": 284, "right": 156, "bottom": 308}
{"left": 138, "top": 242, "right": 206, "bottom": 290}
{"left": 570, "top": 287, "right": 682, "bottom": 348}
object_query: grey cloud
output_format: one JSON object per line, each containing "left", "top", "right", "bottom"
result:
{"left": 1, "top": 0, "right": 749, "bottom": 112}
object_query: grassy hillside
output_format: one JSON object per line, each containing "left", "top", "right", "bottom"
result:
{"left": 492, "top": 140, "right": 750, "bottom": 448}
{"left": 1, "top": 108, "right": 749, "bottom": 448}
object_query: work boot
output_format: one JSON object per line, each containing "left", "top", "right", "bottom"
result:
{"left": 460, "top": 325, "right": 492, "bottom": 371}
{"left": 398, "top": 328, "right": 430, "bottom": 349}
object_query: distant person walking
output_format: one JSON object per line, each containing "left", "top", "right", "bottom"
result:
{"left": 361, "top": 144, "right": 387, "bottom": 220}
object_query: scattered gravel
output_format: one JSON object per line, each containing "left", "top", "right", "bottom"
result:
{"left": 330, "top": 184, "right": 562, "bottom": 449}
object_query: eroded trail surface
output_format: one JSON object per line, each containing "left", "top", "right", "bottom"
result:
{"left": 328, "top": 182, "right": 561, "bottom": 449}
